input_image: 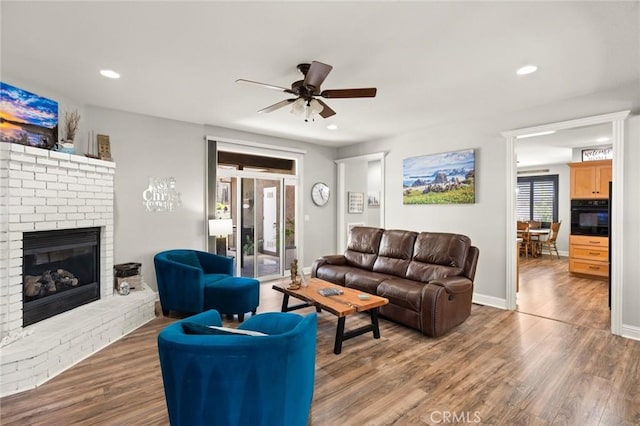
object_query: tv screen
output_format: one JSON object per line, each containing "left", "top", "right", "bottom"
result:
{"left": 0, "top": 82, "right": 58, "bottom": 149}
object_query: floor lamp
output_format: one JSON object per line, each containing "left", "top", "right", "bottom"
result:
{"left": 209, "top": 219, "right": 233, "bottom": 257}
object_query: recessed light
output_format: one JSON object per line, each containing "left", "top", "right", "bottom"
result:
{"left": 596, "top": 137, "right": 610, "bottom": 143}
{"left": 327, "top": 124, "right": 338, "bottom": 130}
{"left": 100, "top": 69, "right": 120, "bottom": 79}
{"left": 515, "top": 130, "right": 556, "bottom": 139}
{"left": 516, "top": 65, "right": 538, "bottom": 76}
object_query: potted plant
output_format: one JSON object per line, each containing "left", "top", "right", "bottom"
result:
{"left": 55, "top": 109, "right": 80, "bottom": 154}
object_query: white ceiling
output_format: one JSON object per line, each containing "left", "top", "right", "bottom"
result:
{"left": 2, "top": 1, "right": 639, "bottom": 147}
{"left": 515, "top": 123, "right": 612, "bottom": 168}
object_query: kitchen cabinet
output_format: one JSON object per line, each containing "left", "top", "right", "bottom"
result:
{"left": 568, "top": 159, "right": 612, "bottom": 199}
{"left": 569, "top": 235, "right": 608, "bottom": 278}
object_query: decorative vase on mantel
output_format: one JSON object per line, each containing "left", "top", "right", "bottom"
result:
{"left": 54, "top": 140, "right": 75, "bottom": 155}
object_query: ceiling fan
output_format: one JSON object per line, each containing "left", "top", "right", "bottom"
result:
{"left": 236, "top": 61, "right": 377, "bottom": 121}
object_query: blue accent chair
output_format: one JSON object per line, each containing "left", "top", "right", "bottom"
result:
{"left": 157, "top": 309, "right": 317, "bottom": 426}
{"left": 154, "top": 249, "right": 259, "bottom": 320}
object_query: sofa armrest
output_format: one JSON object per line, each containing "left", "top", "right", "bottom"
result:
{"left": 182, "top": 309, "right": 223, "bottom": 327}
{"left": 311, "top": 255, "right": 346, "bottom": 278}
{"left": 322, "top": 255, "right": 347, "bottom": 265}
{"left": 429, "top": 276, "right": 473, "bottom": 294}
{"left": 154, "top": 254, "right": 208, "bottom": 313}
{"left": 197, "top": 251, "right": 234, "bottom": 275}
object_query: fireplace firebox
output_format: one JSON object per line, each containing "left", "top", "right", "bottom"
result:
{"left": 22, "top": 227, "right": 100, "bottom": 327}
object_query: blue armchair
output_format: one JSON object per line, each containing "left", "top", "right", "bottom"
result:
{"left": 157, "top": 309, "right": 317, "bottom": 426}
{"left": 154, "top": 249, "right": 235, "bottom": 315}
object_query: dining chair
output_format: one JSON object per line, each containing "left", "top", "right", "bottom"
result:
{"left": 527, "top": 220, "right": 543, "bottom": 255}
{"left": 517, "top": 221, "right": 532, "bottom": 258}
{"left": 528, "top": 220, "right": 542, "bottom": 229}
{"left": 540, "top": 221, "right": 562, "bottom": 259}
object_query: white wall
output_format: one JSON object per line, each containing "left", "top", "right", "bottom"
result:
{"left": 622, "top": 116, "right": 640, "bottom": 331}
{"left": 516, "top": 163, "right": 570, "bottom": 254}
{"left": 367, "top": 160, "right": 382, "bottom": 227}
{"left": 84, "top": 106, "right": 207, "bottom": 291}
{"left": 344, "top": 159, "right": 368, "bottom": 238}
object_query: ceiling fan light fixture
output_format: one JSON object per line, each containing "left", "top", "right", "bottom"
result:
{"left": 239, "top": 60, "right": 377, "bottom": 121}
{"left": 309, "top": 99, "right": 323, "bottom": 114}
{"left": 291, "top": 98, "right": 305, "bottom": 115}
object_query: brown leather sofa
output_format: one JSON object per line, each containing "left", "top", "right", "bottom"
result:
{"left": 311, "top": 227, "right": 479, "bottom": 337}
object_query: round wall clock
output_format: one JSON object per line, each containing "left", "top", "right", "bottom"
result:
{"left": 311, "top": 182, "right": 330, "bottom": 206}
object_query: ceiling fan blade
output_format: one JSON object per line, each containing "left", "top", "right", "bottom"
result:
{"left": 236, "top": 79, "right": 295, "bottom": 94}
{"left": 258, "top": 99, "right": 296, "bottom": 114}
{"left": 315, "top": 99, "right": 336, "bottom": 118}
{"left": 320, "top": 88, "right": 377, "bottom": 98}
{"left": 303, "top": 61, "right": 333, "bottom": 91}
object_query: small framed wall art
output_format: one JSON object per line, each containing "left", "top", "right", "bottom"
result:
{"left": 368, "top": 191, "right": 380, "bottom": 207}
{"left": 347, "top": 192, "right": 364, "bottom": 213}
{"left": 581, "top": 147, "right": 612, "bottom": 161}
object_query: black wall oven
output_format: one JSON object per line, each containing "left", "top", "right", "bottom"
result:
{"left": 570, "top": 199, "right": 609, "bottom": 236}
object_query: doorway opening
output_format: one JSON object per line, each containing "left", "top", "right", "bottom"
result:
{"left": 503, "top": 111, "right": 629, "bottom": 336}
{"left": 210, "top": 143, "right": 301, "bottom": 281}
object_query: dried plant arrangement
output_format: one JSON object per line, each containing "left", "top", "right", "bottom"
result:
{"left": 63, "top": 109, "right": 81, "bottom": 141}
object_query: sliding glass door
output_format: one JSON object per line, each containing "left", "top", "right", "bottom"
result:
{"left": 215, "top": 175, "right": 296, "bottom": 280}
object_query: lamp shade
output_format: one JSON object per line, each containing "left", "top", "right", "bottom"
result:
{"left": 209, "top": 219, "right": 233, "bottom": 237}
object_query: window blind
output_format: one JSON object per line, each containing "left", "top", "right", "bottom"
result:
{"left": 516, "top": 175, "right": 559, "bottom": 223}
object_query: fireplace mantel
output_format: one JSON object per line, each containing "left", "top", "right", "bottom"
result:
{"left": 0, "top": 142, "right": 155, "bottom": 397}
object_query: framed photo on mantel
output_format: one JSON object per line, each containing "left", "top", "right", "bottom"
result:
{"left": 97, "top": 134, "right": 112, "bottom": 161}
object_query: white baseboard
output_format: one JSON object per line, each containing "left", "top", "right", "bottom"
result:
{"left": 472, "top": 293, "right": 507, "bottom": 310}
{"left": 621, "top": 324, "right": 640, "bottom": 341}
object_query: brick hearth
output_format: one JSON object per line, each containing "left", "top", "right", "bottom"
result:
{"left": 0, "top": 142, "right": 155, "bottom": 397}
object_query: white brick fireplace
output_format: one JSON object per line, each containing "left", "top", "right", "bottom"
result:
{"left": 0, "top": 142, "right": 155, "bottom": 397}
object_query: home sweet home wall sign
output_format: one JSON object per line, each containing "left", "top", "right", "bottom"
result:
{"left": 581, "top": 147, "right": 613, "bottom": 161}
{"left": 142, "top": 177, "right": 182, "bottom": 212}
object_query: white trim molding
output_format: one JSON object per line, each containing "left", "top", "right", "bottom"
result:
{"left": 335, "top": 152, "right": 387, "bottom": 253}
{"left": 621, "top": 324, "right": 640, "bottom": 342}
{"left": 472, "top": 293, "right": 507, "bottom": 310}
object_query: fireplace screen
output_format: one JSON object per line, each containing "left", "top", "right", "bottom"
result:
{"left": 22, "top": 227, "right": 100, "bottom": 326}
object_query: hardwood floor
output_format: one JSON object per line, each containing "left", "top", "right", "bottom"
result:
{"left": 2, "top": 278, "right": 639, "bottom": 425}
{"left": 517, "top": 255, "right": 610, "bottom": 331}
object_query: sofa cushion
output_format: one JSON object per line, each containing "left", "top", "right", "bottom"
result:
{"left": 412, "top": 232, "right": 470, "bottom": 268}
{"left": 377, "top": 277, "right": 424, "bottom": 312}
{"left": 344, "top": 227, "right": 383, "bottom": 270}
{"left": 203, "top": 273, "right": 231, "bottom": 285}
{"left": 167, "top": 251, "right": 202, "bottom": 270}
{"left": 373, "top": 230, "right": 417, "bottom": 276}
{"left": 406, "top": 262, "right": 463, "bottom": 284}
{"left": 405, "top": 233, "right": 469, "bottom": 282}
{"left": 344, "top": 270, "right": 390, "bottom": 294}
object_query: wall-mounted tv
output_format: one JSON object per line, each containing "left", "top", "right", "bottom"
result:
{"left": 0, "top": 82, "right": 58, "bottom": 149}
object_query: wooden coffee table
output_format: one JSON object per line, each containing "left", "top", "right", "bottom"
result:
{"left": 272, "top": 277, "right": 388, "bottom": 354}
